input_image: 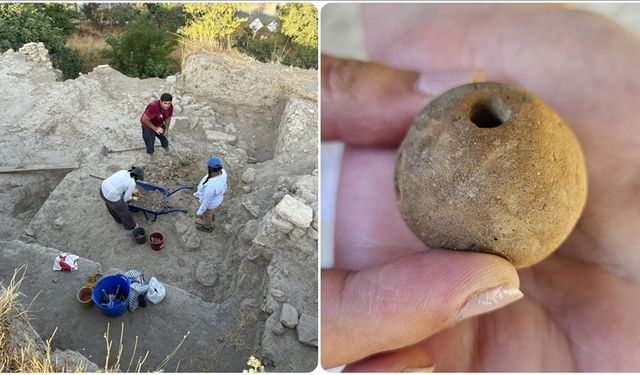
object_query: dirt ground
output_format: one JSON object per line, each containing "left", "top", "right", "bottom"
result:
{"left": 0, "top": 44, "right": 318, "bottom": 372}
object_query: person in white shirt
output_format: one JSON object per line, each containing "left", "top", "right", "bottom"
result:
{"left": 100, "top": 166, "right": 144, "bottom": 230}
{"left": 193, "top": 156, "right": 227, "bottom": 232}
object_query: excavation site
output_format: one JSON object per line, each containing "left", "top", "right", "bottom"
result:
{"left": 0, "top": 43, "right": 318, "bottom": 372}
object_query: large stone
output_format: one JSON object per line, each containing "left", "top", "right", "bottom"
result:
{"left": 242, "top": 219, "right": 260, "bottom": 242}
{"left": 296, "top": 314, "right": 318, "bottom": 347}
{"left": 272, "top": 321, "right": 286, "bottom": 336}
{"left": 307, "top": 227, "right": 318, "bottom": 240}
{"left": 271, "top": 216, "right": 294, "bottom": 233}
{"left": 242, "top": 201, "right": 261, "bottom": 218}
{"left": 294, "top": 174, "right": 317, "bottom": 203}
{"left": 170, "top": 116, "right": 190, "bottom": 129}
{"left": 271, "top": 289, "right": 287, "bottom": 303}
{"left": 289, "top": 228, "right": 306, "bottom": 242}
{"left": 195, "top": 261, "right": 217, "bottom": 286}
{"left": 396, "top": 82, "right": 587, "bottom": 268}
{"left": 275, "top": 195, "right": 312, "bottom": 228}
{"left": 280, "top": 303, "right": 298, "bottom": 328}
{"left": 205, "top": 130, "right": 236, "bottom": 143}
{"left": 52, "top": 349, "right": 99, "bottom": 372}
{"left": 180, "top": 228, "right": 201, "bottom": 250}
{"left": 241, "top": 168, "right": 256, "bottom": 184}
{"left": 19, "top": 42, "right": 50, "bottom": 65}
{"left": 263, "top": 299, "right": 277, "bottom": 314}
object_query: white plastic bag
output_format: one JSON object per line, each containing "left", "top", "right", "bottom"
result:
{"left": 52, "top": 253, "right": 79, "bottom": 271}
{"left": 146, "top": 277, "right": 166, "bottom": 304}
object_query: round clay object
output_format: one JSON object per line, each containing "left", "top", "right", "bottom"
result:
{"left": 395, "top": 82, "right": 587, "bottom": 268}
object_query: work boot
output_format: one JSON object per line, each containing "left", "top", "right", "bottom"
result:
{"left": 147, "top": 153, "right": 157, "bottom": 164}
{"left": 163, "top": 147, "right": 172, "bottom": 157}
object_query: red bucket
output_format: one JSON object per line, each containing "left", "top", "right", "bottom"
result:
{"left": 149, "top": 232, "right": 164, "bottom": 251}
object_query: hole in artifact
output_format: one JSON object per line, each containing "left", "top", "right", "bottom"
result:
{"left": 470, "top": 102, "right": 510, "bottom": 128}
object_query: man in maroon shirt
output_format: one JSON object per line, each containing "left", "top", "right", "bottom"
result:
{"left": 140, "top": 92, "right": 173, "bottom": 160}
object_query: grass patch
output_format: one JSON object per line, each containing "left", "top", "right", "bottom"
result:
{"left": 65, "top": 32, "right": 110, "bottom": 73}
{"left": 0, "top": 267, "right": 82, "bottom": 372}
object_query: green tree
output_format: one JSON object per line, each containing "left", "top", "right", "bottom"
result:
{"left": 138, "top": 3, "right": 187, "bottom": 32}
{"left": 80, "top": 3, "right": 101, "bottom": 29}
{"left": 103, "top": 4, "right": 140, "bottom": 28}
{"left": 0, "top": 4, "right": 83, "bottom": 79}
{"left": 102, "top": 16, "right": 177, "bottom": 79}
{"left": 279, "top": 3, "right": 317, "bottom": 48}
{"left": 274, "top": 3, "right": 317, "bottom": 69}
{"left": 37, "top": 3, "right": 79, "bottom": 36}
{"left": 178, "top": 3, "right": 247, "bottom": 49}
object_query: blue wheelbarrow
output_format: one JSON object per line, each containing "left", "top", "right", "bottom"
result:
{"left": 128, "top": 181, "right": 192, "bottom": 222}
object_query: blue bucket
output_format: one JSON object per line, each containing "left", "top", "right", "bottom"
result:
{"left": 91, "top": 274, "right": 130, "bottom": 317}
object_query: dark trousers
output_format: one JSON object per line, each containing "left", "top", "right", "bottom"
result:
{"left": 100, "top": 187, "right": 137, "bottom": 230}
{"left": 142, "top": 126, "right": 169, "bottom": 154}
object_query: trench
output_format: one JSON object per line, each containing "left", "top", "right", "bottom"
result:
{"left": 214, "top": 98, "right": 287, "bottom": 163}
{"left": 1, "top": 171, "right": 70, "bottom": 240}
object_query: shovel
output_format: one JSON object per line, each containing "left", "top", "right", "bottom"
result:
{"left": 169, "top": 142, "right": 185, "bottom": 163}
{"left": 167, "top": 135, "right": 186, "bottom": 164}
{"left": 100, "top": 145, "right": 146, "bottom": 157}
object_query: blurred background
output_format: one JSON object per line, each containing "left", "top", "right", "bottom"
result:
{"left": 322, "top": 3, "right": 640, "bottom": 59}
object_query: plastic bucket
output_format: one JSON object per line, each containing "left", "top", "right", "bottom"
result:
{"left": 91, "top": 274, "right": 130, "bottom": 317}
{"left": 149, "top": 232, "right": 164, "bottom": 251}
{"left": 77, "top": 286, "right": 94, "bottom": 308}
{"left": 132, "top": 227, "right": 146, "bottom": 245}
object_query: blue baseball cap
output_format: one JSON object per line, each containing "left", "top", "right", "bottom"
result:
{"left": 207, "top": 156, "right": 222, "bottom": 168}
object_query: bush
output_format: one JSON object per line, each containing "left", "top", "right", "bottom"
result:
{"left": 139, "top": 3, "right": 187, "bottom": 33}
{"left": 282, "top": 42, "right": 317, "bottom": 70}
{"left": 235, "top": 33, "right": 278, "bottom": 63}
{"left": 50, "top": 47, "right": 83, "bottom": 80}
{"left": 102, "top": 16, "right": 177, "bottom": 79}
{"left": 104, "top": 4, "right": 140, "bottom": 28}
{"left": 0, "top": 4, "right": 83, "bottom": 79}
{"left": 235, "top": 29, "right": 317, "bottom": 70}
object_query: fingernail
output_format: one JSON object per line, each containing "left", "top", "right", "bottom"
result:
{"left": 457, "top": 285, "right": 523, "bottom": 321}
{"left": 415, "top": 70, "right": 485, "bottom": 97}
{"left": 403, "top": 364, "right": 436, "bottom": 372}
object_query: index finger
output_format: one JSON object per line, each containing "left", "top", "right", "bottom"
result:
{"left": 321, "top": 54, "right": 483, "bottom": 147}
{"left": 321, "top": 54, "right": 428, "bottom": 147}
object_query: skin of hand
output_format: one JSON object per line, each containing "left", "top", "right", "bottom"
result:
{"left": 322, "top": 5, "right": 640, "bottom": 372}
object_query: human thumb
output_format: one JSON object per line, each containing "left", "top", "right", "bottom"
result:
{"left": 321, "top": 249, "right": 521, "bottom": 369}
